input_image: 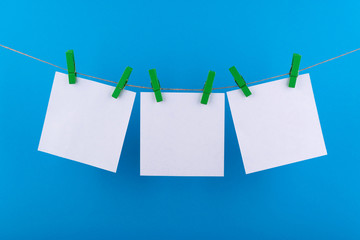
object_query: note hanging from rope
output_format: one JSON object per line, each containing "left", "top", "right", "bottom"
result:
{"left": 140, "top": 92, "right": 224, "bottom": 176}
{"left": 38, "top": 72, "right": 136, "bottom": 172}
{"left": 227, "top": 74, "right": 327, "bottom": 174}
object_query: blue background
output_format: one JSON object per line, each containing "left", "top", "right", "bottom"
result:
{"left": 0, "top": 0, "right": 359, "bottom": 239}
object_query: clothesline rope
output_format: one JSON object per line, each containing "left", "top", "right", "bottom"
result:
{"left": 1, "top": 43, "right": 359, "bottom": 91}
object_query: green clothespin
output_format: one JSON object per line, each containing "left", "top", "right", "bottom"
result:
{"left": 289, "top": 53, "right": 302, "bottom": 88}
{"left": 112, "top": 66, "right": 133, "bottom": 99}
{"left": 229, "top": 66, "right": 252, "bottom": 97}
{"left": 201, "top": 71, "right": 216, "bottom": 105}
{"left": 149, "top": 69, "right": 163, "bottom": 102}
{"left": 65, "top": 50, "right": 76, "bottom": 84}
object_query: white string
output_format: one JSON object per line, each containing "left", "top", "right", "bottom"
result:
{"left": 1, "top": 43, "right": 359, "bottom": 91}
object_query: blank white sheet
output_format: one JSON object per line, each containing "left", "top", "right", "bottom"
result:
{"left": 140, "top": 92, "right": 224, "bottom": 176}
{"left": 227, "top": 74, "right": 327, "bottom": 174}
{"left": 38, "top": 72, "right": 136, "bottom": 172}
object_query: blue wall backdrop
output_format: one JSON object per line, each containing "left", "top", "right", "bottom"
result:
{"left": 0, "top": 0, "right": 359, "bottom": 239}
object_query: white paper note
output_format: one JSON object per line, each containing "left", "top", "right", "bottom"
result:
{"left": 227, "top": 74, "right": 327, "bottom": 174}
{"left": 140, "top": 92, "right": 224, "bottom": 176}
{"left": 38, "top": 72, "right": 136, "bottom": 172}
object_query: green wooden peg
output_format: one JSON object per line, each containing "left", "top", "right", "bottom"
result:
{"left": 289, "top": 53, "right": 302, "bottom": 88}
{"left": 201, "top": 71, "right": 216, "bottom": 105}
{"left": 112, "top": 66, "right": 133, "bottom": 99}
{"left": 229, "top": 66, "right": 252, "bottom": 97}
{"left": 149, "top": 69, "right": 163, "bottom": 102}
{"left": 65, "top": 50, "right": 76, "bottom": 84}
